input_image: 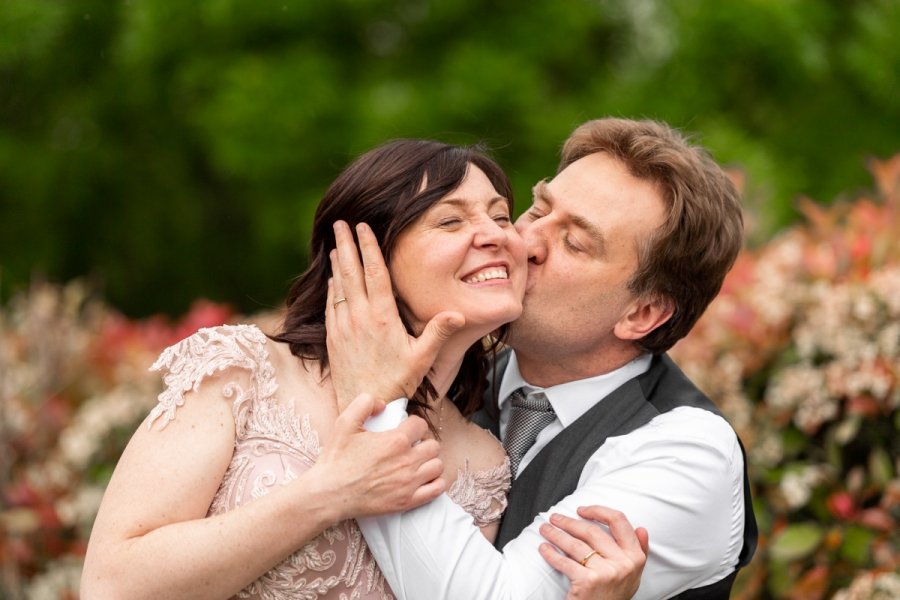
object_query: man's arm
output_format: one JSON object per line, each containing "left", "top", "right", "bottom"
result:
{"left": 324, "top": 221, "right": 741, "bottom": 598}
{"left": 360, "top": 504, "right": 648, "bottom": 600}
{"left": 358, "top": 495, "right": 560, "bottom": 599}
{"left": 358, "top": 409, "right": 743, "bottom": 600}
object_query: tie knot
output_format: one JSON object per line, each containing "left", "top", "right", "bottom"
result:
{"left": 504, "top": 388, "right": 556, "bottom": 477}
{"left": 510, "top": 389, "right": 552, "bottom": 413}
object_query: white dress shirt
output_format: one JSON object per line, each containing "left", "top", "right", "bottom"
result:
{"left": 358, "top": 352, "right": 745, "bottom": 599}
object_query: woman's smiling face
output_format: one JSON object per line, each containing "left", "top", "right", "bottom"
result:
{"left": 390, "top": 163, "right": 526, "bottom": 338}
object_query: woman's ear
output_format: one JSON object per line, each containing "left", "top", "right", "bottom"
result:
{"left": 614, "top": 295, "right": 674, "bottom": 341}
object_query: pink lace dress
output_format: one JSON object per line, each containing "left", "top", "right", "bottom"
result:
{"left": 147, "top": 325, "right": 511, "bottom": 600}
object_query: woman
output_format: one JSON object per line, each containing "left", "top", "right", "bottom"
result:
{"left": 82, "top": 140, "right": 641, "bottom": 599}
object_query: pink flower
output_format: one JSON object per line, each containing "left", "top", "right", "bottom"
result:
{"left": 826, "top": 491, "right": 856, "bottom": 520}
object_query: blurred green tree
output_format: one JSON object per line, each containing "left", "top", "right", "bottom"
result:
{"left": 1, "top": 0, "right": 898, "bottom": 316}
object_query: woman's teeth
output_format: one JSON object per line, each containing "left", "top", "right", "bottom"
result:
{"left": 464, "top": 268, "right": 508, "bottom": 284}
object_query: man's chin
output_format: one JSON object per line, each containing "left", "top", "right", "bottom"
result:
{"left": 505, "top": 318, "right": 529, "bottom": 349}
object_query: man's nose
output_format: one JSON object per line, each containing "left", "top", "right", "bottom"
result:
{"left": 517, "top": 220, "right": 547, "bottom": 264}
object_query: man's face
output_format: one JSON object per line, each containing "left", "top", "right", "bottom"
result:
{"left": 508, "top": 152, "right": 667, "bottom": 382}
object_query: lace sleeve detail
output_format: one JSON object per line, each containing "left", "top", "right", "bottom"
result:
{"left": 146, "top": 324, "right": 277, "bottom": 433}
{"left": 447, "top": 457, "right": 511, "bottom": 527}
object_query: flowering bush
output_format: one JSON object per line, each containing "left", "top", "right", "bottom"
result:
{"left": 1, "top": 157, "right": 898, "bottom": 599}
{"left": 0, "top": 284, "right": 236, "bottom": 598}
{"left": 671, "top": 155, "right": 900, "bottom": 599}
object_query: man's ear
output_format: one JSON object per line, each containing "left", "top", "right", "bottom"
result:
{"left": 614, "top": 295, "right": 674, "bottom": 341}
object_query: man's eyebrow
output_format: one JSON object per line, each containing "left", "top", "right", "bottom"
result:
{"left": 533, "top": 181, "right": 607, "bottom": 254}
{"left": 532, "top": 180, "right": 552, "bottom": 204}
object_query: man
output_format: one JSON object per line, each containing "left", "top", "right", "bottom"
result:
{"left": 326, "top": 118, "right": 757, "bottom": 599}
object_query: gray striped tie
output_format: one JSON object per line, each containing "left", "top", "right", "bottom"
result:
{"left": 503, "top": 388, "right": 556, "bottom": 477}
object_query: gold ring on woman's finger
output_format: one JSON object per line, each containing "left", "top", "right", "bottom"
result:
{"left": 580, "top": 549, "right": 600, "bottom": 566}
{"left": 333, "top": 297, "right": 347, "bottom": 307}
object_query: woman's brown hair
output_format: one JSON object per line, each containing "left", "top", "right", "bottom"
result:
{"left": 271, "top": 139, "right": 514, "bottom": 430}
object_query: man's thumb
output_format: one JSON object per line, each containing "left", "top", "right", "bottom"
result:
{"left": 337, "top": 393, "right": 385, "bottom": 430}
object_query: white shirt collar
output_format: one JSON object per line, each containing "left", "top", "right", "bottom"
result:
{"left": 498, "top": 351, "right": 654, "bottom": 427}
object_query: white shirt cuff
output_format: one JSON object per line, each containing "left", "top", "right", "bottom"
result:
{"left": 363, "top": 397, "right": 409, "bottom": 432}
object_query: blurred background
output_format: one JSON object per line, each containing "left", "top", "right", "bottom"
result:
{"left": 1, "top": 0, "right": 898, "bottom": 598}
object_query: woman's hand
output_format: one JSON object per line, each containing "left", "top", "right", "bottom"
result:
{"left": 326, "top": 220, "right": 464, "bottom": 409}
{"left": 539, "top": 506, "right": 649, "bottom": 600}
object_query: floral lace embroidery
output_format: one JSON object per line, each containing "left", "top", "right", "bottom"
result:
{"left": 448, "top": 458, "right": 511, "bottom": 527}
{"left": 147, "top": 324, "right": 510, "bottom": 599}
{"left": 147, "top": 324, "right": 278, "bottom": 437}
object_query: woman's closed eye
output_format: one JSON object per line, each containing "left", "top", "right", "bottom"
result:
{"left": 437, "top": 217, "right": 464, "bottom": 228}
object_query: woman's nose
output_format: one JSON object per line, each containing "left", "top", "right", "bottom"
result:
{"left": 473, "top": 217, "right": 507, "bottom": 248}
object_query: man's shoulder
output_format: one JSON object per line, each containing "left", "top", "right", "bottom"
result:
{"left": 639, "top": 354, "right": 722, "bottom": 415}
{"left": 646, "top": 405, "right": 736, "bottom": 437}
{"left": 614, "top": 406, "right": 741, "bottom": 466}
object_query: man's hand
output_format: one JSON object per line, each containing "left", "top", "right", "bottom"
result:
{"left": 325, "top": 221, "right": 465, "bottom": 409}
{"left": 312, "top": 393, "right": 446, "bottom": 520}
{"left": 539, "top": 506, "right": 649, "bottom": 600}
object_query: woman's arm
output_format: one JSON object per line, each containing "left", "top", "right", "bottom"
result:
{"left": 82, "top": 386, "right": 444, "bottom": 600}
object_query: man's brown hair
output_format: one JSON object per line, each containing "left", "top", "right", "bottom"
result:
{"left": 561, "top": 118, "right": 743, "bottom": 353}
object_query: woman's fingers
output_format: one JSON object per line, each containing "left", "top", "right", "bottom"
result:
{"left": 333, "top": 220, "right": 367, "bottom": 303}
{"left": 329, "top": 251, "right": 347, "bottom": 310}
{"left": 354, "top": 223, "right": 394, "bottom": 311}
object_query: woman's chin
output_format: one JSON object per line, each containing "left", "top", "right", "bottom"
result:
{"left": 462, "top": 312, "right": 520, "bottom": 340}
{"left": 419, "top": 304, "right": 521, "bottom": 349}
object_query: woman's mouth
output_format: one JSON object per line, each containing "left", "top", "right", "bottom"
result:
{"left": 463, "top": 266, "right": 509, "bottom": 284}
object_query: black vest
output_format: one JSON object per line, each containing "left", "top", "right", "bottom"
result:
{"left": 473, "top": 352, "right": 757, "bottom": 600}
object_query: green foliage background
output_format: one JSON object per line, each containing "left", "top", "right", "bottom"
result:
{"left": 1, "top": 0, "right": 899, "bottom": 317}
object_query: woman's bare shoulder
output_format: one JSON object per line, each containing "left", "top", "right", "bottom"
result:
{"left": 146, "top": 324, "right": 273, "bottom": 430}
{"left": 458, "top": 419, "right": 508, "bottom": 470}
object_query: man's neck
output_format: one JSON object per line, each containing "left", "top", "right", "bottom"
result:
{"left": 513, "top": 345, "right": 642, "bottom": 388}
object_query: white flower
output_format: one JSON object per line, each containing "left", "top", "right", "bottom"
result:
{"left": 24, "top": 556, "right": 83, "bottom": 600}
{"left": 833, "top": 571, "right": 900, "bottom": 600}
{"left": 779, "top": 465, "right": 830, "bottom": 509}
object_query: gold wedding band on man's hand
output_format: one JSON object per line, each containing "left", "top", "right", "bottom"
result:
{"left": 580, "top": 549, "right": 600, "bottom": 566}
{"left": 333, "top": 297, "right": 347, "bottom": 307}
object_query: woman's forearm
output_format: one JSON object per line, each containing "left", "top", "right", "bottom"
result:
{"left": 82, "top": 394, "right": 443, "bottom": 599}
{"left": 81, "top": 466, "right": 341, "bottom": 599}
